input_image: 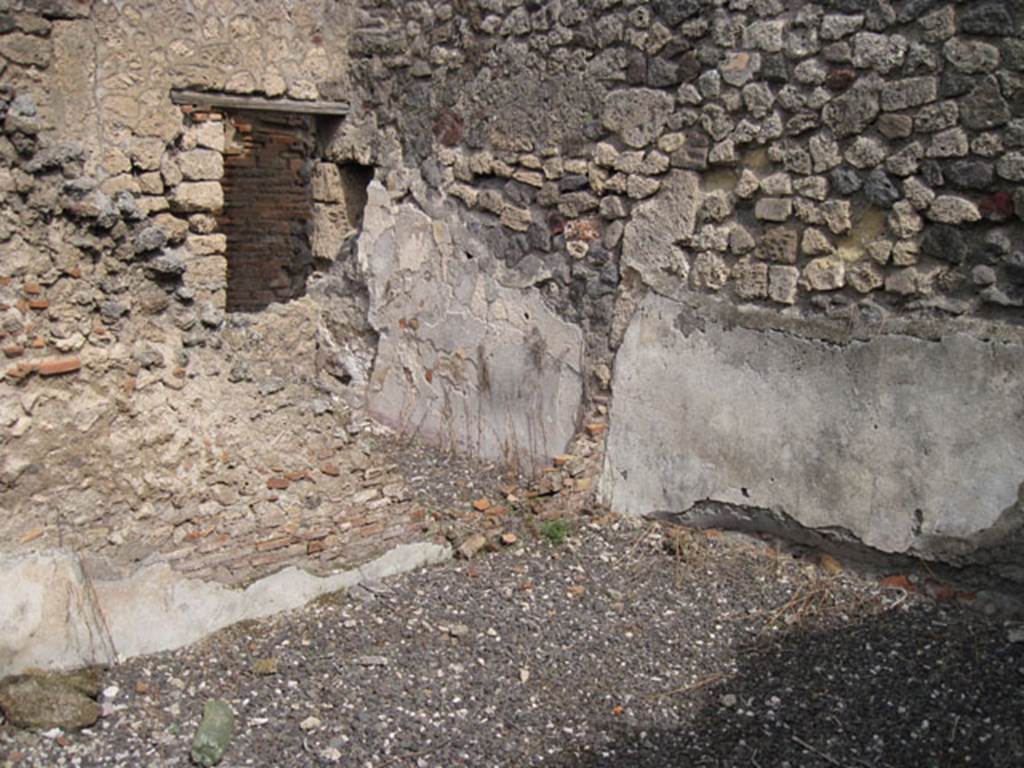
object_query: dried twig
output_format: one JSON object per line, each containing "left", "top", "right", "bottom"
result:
{"left": 791, "top": 735, "right": 841, "bottom": 767}
{"left": 648, "top": 671, "right": 727, "bottom": 700}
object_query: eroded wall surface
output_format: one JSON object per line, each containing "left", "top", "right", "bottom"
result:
{"left": 2, "top": 0, "right": 1024, "bottom": 632}
{"left": 346, "top": 0, "right": 1024, "bottom": 572}
{"left": 0, "top": 0, "right": 399, "bottom": 591}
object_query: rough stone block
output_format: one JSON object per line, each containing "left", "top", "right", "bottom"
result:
{"left": 311, "top": 204, "right": 352, "bottom": 261}
{"left": 880, "top": 76, "right": 938, "bottom": 111}
{"left": 187, "top": 234, "right": 227, "bottom": 256}
{"left": 943, "top": 38, "right": 1000, "bottom": 73}
{"left": 768, "top": 265, "right": 800, "bottom": 304}
{"left": 602, "top": 88, "right": 675, "bottom": 149}
{"left": 733, "top": 260, "right": 768, "bottom": 299}
{"left": 802, "top": 256, "right": 845, "bottom": 290}
{"left": 184, "top": 122, "right": 225, "bottom": 153}
{"left": 0, "top": 32, "right": 51, "bottom": 67}
{"left": 171, "top": 182, "right": 224, "bottom": 214}
{"left": 178, "top": 150, "right": 224, "bottom": 182}
{"left": 754, "top": 197, "right": 792, "bottom": 222}
{"left": 852, "top": 32, "right": 907, "bottom": 73}
{"left": 182, "top": 255, "right": 227, "bottom": 291}
{"left": 758, "top": 226, "right": 799, "bottom": 263}
{"left": 926, "top": 196, "right": 981, "bottom": 224}
{"left": 312, "top": 163, "right": 344, "bottom": 203}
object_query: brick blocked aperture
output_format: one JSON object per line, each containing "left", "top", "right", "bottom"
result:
{"left": 220, "top": 112, "right": 314, "bottom": 312}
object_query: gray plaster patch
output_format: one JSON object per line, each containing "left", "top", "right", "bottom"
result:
{"left": 600, "top": 293, "right": 1024, "bottom": 562}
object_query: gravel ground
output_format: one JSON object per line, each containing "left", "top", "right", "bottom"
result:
{"left": 3, "top": 518, "right": 1023, "bottom": 768}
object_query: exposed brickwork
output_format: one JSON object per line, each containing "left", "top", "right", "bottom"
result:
{"left": 220, "top": 112, "right": 315, "bottom": 312}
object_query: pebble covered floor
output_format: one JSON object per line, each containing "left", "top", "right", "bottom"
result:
{"left": 3, "top": 520, "right": 1023, "bottom": 767}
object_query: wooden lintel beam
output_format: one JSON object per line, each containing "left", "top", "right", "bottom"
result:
{"left": 170, "top": 89, "right": 349, "bottom": 117}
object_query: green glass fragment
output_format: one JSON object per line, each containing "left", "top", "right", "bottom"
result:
{"left": 190, "top": 699, "right": 235, "bottom": 767}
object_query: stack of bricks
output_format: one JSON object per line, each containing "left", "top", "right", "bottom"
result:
{"left": 219, "top": 112, "right": 316, "bottom": 312}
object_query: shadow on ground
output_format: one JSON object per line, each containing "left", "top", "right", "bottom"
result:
{"left": 556, "top": 603, "right": 1024, "bottom": 768}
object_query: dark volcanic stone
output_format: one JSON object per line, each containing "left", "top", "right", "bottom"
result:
{"left": 946, "top": 160, "right": 995, "bottom": 191}
{"left": 921, "top": 224, "right": 970, "bottom": 264}
{"left": 678, "top": 50, "right": 702, "bottom": 83}
{"left": 939, "top": 71, "right": 977, "bottom": 99}
{"left": 863, "top": 169, "right": 901, "bottom": 208}
{"left": 504, "top": 179, "right": 535, "bottom": 206}
{"left": 822, "top": 87, "right": 880, "bottom": 138}
{"left": 865, "top": 0, "right": 898, "bottom": 30}
{"left": 921, "top": 159, "right": 944, "bottom": 187}
{"left": 1005, "top": 252, "right": 1024, "bottom": 285}
{"left": 824, "top": 0, "right": 871, "bottom": 11}
{"left": 826, "top": 67, "right": 857, "bottom": 92}
{"left": 625, "top": 48, "right": 647, "bottom": 85}
{"left": 761, "top": 53, "right": 789, "bottom": 83}
{"left": 830, "top": 167, "right": 863, "bottom": 195}
{"left": 647, "top": 56, "right": 682, "bottom": 87}
{"left": 558, "top": 175, "right": 589, "bottom": 193}
{"left": 961, "top": 75, "right": 1011, "bottom": 130}
{"left": 979, "top": 191, "right": 1015, "bottom": 221}
{"left": 896, "top": 0, "right": 940, "bottom": 23}
{"left": 527, "top": 222, "right": 551, "bottom": 252}
{"left": 961, "top": 2, "right": 1015, "bottom": 35}
{"left": 651, "top": 0, "right": 702, "bottom": 26}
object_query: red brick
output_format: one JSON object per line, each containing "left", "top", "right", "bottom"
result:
{"left": 6, "top": 362, "right": 35, "bottom": 380}
{"left": 266, "top": 476, "right": 290, "bottom": 490}
{"left": 879, "top": 574, "right": 913, "bottom": 591}
{"left": 27, "top": 299, "right": 49, "bottom": 311}
{"left": 38, "top": 357, "right": 81, "bottom": 376}
{"left": 320, "top": 463, "right": 341, "bottom": 477}
{"left": 3, "top": 344, "right": 25, "bottom": 358}
{"left": 356, "top": 523, "right": 384, "bottom": 538}
{"left": 22, "top": 283, "right": 42, "bottom": 296}
{"left": 255, "top": 535, "right": 293, "bottom": 552}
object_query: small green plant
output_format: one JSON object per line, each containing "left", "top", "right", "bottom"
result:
{"left": 539, "top": 518, "right": 569, "bottom": 546}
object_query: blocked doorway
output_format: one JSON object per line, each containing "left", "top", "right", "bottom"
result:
{"left": 220, "top": 111, "right": 315, "bottom": 312}
{"left": 170, "top": 90, "right": 354, "bottom": 314}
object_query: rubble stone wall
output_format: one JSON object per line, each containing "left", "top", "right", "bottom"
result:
{"left": 353, "top": 0, "right": 1024, "bottom": 359}
{"left": 2, "top": 0, "right": 1024, "bottom": 613}
{"left": 347, "top": 0, "right": 1024, "bottom": 571}
{"left": 0, "top": 0, "right": 391, "bottom": 591}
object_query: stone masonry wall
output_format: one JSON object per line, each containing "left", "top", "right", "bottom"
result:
{"left": 0, "top": 0, "right": 395, "bottom": 591}
{"left": 345, "top": 0, "right": 1024, "bottom": 572}
{"left": 2, "top": 0, "right": 1024, "bottom": 601}
{"left": 352, "top": 0, "right": 1024, "bottom": 380}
